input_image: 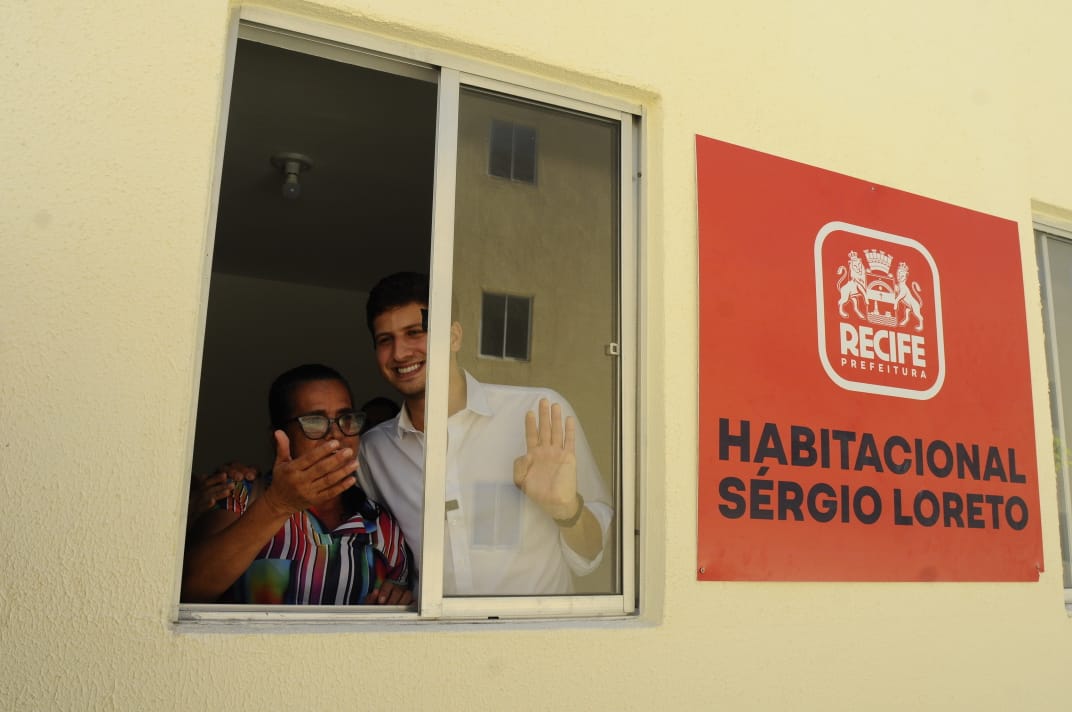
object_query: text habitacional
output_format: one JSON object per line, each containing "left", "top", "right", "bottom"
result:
{"left": 717, "top": 418, "right": 1028, "bottom": 483}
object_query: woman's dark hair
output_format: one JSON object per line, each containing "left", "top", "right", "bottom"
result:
{"left": 267, "top": 364, "right": 352, "bottom": 430}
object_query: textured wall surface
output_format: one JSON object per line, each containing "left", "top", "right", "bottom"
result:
{"left": 3, "top": 1, "right": 1072, "bottom": 710}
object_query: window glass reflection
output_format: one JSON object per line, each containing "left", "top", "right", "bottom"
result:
{"left": 445, "top": 87, "right": 621, "bottom": 596}
{"left": 1042, "top": 234, "right": 1072, "bottom": 588}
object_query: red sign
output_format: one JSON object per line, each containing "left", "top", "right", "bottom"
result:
{"left": 697, "top": 135, "right": 1043, "bottom": 581}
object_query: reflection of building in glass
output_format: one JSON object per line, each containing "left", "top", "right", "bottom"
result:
{"left": 454, "top": 89, "right": 620, "bottom": 594}
{"left": 480, "top": 291, "right": 533, "bottom": 360}
{"left": 1038, "top": 227, "right": 1072, "bottom": 589}
{"left": 488, "top": 120, "right": 537, "bottom": 183}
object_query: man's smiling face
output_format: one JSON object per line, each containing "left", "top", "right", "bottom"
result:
{"left": 373, "top": 301, "right": 429, "bottom": 400}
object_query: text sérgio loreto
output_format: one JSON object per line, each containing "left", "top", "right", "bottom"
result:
{"left": 715, "top": 418, "right": 1031, "bottom": 530}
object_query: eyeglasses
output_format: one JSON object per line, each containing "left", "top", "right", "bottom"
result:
{"left": 287, "top": 411, "right": 366, "bottom": 440}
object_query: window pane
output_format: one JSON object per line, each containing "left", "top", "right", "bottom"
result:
{"left": 182, "top": 35, "right": 436, "bottom": 608}
{"left": 504, "top": 295, "right": 531, "bottom": 360}
{"left": 480, "top": 292, "right": 507, "bottom": 357}
{"left": 450, "top": 86, "right": 621, "bottom": 596}
{"left": 512, "top": 125, "right": 537, "bottom": 183}
{"left": 1040, "top": 232, "right": 1072, "bottom": 588}
{"left": 488, "top": 119, "right": 513, "bottom": 178}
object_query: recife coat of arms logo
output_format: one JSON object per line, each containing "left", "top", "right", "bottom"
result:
{"left": 836, "top": 249, "right": 924, "bottom": 331}
{"left": 815, "top": 222, "right": 945, "bottom": 400}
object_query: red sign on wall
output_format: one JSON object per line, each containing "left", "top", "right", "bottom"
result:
{"left": 697, "top": 135, "right": 1043, "bottom": 581}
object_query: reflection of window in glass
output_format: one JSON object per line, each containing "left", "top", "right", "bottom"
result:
{"left": 1036, "top": 223, "right": 1072, "bottom": 599}
{"left": 480, "top": 292, "right": 532, "bottom": 360}
{"left": 488, "top": 120, "right": 536, "bottom": 183}
{"left": 451, "top": 87, "right": 624, "bottom": 601}
{"left": 178, "top": 13, "right": 640, "bottom": 626}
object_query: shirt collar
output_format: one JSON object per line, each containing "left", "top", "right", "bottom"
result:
{"left": 394, "top": 404, "right": 420, "bottom": 437}
{"left": 461, "top": 370, "right": 493, "bottom": 417}
{"left": 392, "top": 370, "right": 494, "bottom": 435}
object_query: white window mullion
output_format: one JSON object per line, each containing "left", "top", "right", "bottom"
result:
{"left": 419, "top": 68, "right": 462, "bottom": 619}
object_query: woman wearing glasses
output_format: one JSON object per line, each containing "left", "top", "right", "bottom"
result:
{"left": 181, "top": 364, "right": 412, "bottom": 605}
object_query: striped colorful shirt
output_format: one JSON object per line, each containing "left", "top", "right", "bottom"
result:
{"left": 222, "top": 481, "right": 410, "bottom": 605}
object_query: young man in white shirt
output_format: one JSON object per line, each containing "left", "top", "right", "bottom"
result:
{"left": 358, "top": 272, "right": 612, "bottom": 595}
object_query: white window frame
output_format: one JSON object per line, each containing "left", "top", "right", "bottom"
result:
{"left": 175, "top": 7, "right": 642, "bottom": 627}
{"left": 1035, "top": 218, "right": 1072, "bottom": 610}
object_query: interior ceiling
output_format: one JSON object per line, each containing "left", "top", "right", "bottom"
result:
{"left": 211, "top": 39, "right": 438, "bottom": 293}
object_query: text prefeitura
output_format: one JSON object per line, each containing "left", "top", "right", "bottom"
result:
{"left": 715, "top": 418, "right": 1031, "bottom": 530}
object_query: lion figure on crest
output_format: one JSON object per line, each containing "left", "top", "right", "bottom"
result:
{"left": 836, "top": 251, "right": 868, "bottom": 319}
{"left": 894, "top": 262, "right": 924, "bottom": 331}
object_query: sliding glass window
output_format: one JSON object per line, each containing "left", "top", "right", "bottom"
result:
{"left": 178, "top": 13, "right": 639, "bottom": 624}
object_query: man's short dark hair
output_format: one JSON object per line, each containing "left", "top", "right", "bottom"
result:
{"left": 365, "top": 271, "right": 429, "bottom": 336}
{"left": 268, "top": 364, "right": 352, "bottom": 430}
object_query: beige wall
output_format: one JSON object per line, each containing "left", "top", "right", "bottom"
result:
{"left": 4, "top": 1, "right": 1072, "bottom": 710}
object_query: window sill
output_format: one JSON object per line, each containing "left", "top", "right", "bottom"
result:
{"left": 173, "top": 603, "right": 644, "bottom": 634}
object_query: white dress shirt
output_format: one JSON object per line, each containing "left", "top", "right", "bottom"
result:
{"left": 358, "top": 371, "right": 612, "bottom": 595}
